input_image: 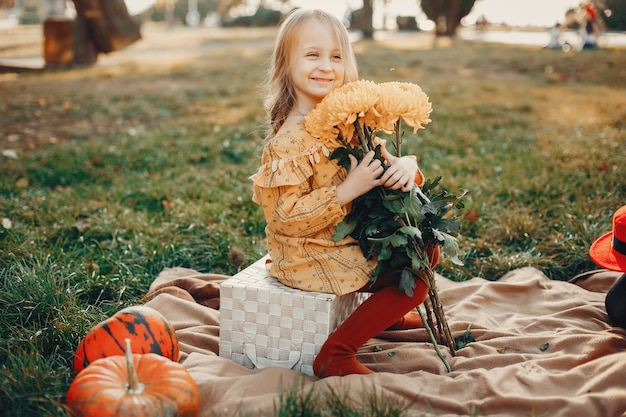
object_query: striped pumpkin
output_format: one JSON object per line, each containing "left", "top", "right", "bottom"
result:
{"left": 73, "top": 305, "right": 179, "bottom": 373}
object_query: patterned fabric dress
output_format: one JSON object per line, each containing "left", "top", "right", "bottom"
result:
{"left": 250, "top": 119, "right": 424, "bottom": 295}
{"left": 250, "top": 119, "right": 377, "bottom": 295}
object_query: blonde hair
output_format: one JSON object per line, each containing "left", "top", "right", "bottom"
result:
{"left": 263, "top": 8, "right": 359, "bottom": 135}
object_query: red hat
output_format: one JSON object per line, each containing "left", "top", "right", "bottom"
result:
{"left": 589, "top": 205, "right": 626, "bottom": 272}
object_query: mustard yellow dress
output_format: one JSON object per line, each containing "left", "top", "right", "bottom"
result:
{"left": 250, "top": 119, "right": 377, "bottom": 295}
{"left": 250, "top": 119, "right": 424, "bottom": 295}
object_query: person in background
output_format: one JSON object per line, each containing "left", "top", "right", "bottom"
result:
{"left": 582, "top": 1, "right": 602, "bottom": 38}
{"left": 250, "top": 8, "right": 439, "bottom": 378}
{"left": 546, "top": 23, "right": 565, "bottom": 50}
{"left": 578, "top": 1, "right": 600, "bottom": 49}
{"left": 589, "top": 205, "right": 626, "bottom": 329}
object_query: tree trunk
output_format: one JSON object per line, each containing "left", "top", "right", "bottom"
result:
{"left": 361, "top": 0, "right": 374, "bottom": 39}
{"left": 444, "top": 0, "right": 460, "bottom": 36}
{"left": 71, "top": 0, "right": 141, "bottom": 53}
{"left": 43, "top": 17, "right": 98, "bottom": 66}
{"left": 421, "top": 0, "right": 476, "bottom": 37}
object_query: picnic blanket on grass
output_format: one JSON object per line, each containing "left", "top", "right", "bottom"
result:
{"left": 144, "top": 267, "right": 626, "bottom": 417}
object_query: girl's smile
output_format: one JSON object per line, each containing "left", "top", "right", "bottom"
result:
{"left": 289, "top": 20, "right": 345, "bottom": 116}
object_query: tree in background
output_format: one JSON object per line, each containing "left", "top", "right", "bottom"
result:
{"left": 350, "top": 0, "right": 374, "bottom": 38}
{"left": 420, "top": 0, "right": 477, "bottom": 37}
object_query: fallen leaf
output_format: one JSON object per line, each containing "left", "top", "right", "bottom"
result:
{"left": 75, "top": 218, "right": 91, "bottom": 232}
{"left": 85, "top": 261, "right": 99, "bottom": 274}
{"left": 464, "top": 208, "right": 480, "bottom": 223}
{"left": 228, "top": 247, "right": 246, "bottom": 267}
{"left": 15, "top": 178, "right": 29, "bottom": 188}
{"left": 88, "top": 157, "right": 102, "bottom": 167}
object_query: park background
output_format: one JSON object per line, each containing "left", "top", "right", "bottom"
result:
{"left": 1, "top": 0, "right": 626, "bottom": 416}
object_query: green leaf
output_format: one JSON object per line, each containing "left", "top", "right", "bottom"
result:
{"left": 421, "top": 201, "right": 439, "bottom": 217}
{"left": 397, "top": 225, "right": 422, "bottom": 241}
{"left": 378, "top": 242, "right": 393, "bottom": 261}
{"left": 436, "top": 230, "right": 464, "bottom": 266}
{"left": 332, "top": 219, "right": 357, "bottom": 242}
{"left": 398, "top": 268, "right": 417, "bottom": 297}
{"left": 421, "top": 176, "right": 443, "bottom": 195}
{"left": 389, "top": 232, "right": 408, "bottom": 247}
{"left": 330, "top": 143, "right": 364, "bottom": 172}
{"left": 365, "top": 223, "right": 380, "bottom": 237}
{"left": 454, "top": 328, "right": 475, "bottom": 350}
{"left": 405, "top": 187, "right": 425, "bottom": 219}
{"left": 329, "top": 147, "right": 351, "bottom": 171}
{"left": 435, "top": 218, "right": 461, "bottom": 235}
{"left": 381, "top": 188, "right": 405, "bottom": 205}
{"left": 372, "top": 144, "right": 386, "bottom": 166}
{"left": 411, "top": 255, "right": 429, "bottom": 271}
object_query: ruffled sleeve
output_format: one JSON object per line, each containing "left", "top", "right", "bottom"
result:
{"left": 250, "top": 119, "right": 341, "bottom": 188}
{"left": 249, "top": 137, "right": 332, "bottom": 188}
{"left": 249, "top": 120, "right": 347, "bottom": 238}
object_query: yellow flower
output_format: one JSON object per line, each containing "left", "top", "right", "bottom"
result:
{"left": 375, "top": 82, "right": 432, "bottom": 133}
{"left": 304, "top": 79, "right": 432, "bottom": 147}
{"left": 305, "top": 80, "right": 380, "bottom": 146}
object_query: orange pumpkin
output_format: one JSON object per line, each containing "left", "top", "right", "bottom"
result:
{"left": 66, "top": 339, "right": 199, "bottom": 417}
{"left": 73, "top": 305, "right": 179, "bottom": 373}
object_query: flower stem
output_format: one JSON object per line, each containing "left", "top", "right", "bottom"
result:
{"left": 423, "top": 267, "right": 456, "bottom": 355}
{"left": 352, "top": 116, "right": 457, "bottom": 364}
{"left": 417, "top": 306, "right": 451, "bottom": 372}
{"left": 395, "top": 119, "right": 402, "bottom": 157}
{"left": 354, "top": 120, "right": 371, "bottom": 153}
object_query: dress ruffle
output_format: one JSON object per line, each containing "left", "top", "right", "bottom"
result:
{"left": 250, "top": 144, "right": 334, "bottom": 187}
{"left": 249, "top": 119, "right": 374, "bottom": 294}
{"left": 250, "top": 123, "right": 338, "bottom": 188}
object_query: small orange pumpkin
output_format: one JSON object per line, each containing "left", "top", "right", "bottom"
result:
{"left": 73, "top": 305, "right": 179, "bottom": 373}
{"left": 66, "top": 339, "right": 199, "bottom": 417}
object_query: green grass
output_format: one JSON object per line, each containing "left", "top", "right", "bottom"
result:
{"left": 1, "top": 26, "right": 625, "bottom": 416}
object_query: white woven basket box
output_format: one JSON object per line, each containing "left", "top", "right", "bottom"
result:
{"left": 219, "top": 255, "right": 368, "bottom": 376}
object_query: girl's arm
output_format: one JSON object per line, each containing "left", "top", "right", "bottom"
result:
{"left": 258, "top": 151, "right": 385, "bottom": 238}
{"left": 264, "top": 183, "right": 345, "bottom": 238}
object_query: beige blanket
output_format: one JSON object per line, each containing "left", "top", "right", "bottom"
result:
{"left": 144, "top": 267, "right": 626, "bottom": 417}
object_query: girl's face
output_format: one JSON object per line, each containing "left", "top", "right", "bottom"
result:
{"left": 289, "top": 19, "right": 345, "bottom": 115}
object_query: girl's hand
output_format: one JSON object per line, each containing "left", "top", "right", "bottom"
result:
{"left": 336, "top": 151, "right": 384, "bottom": 206}
{"left": 379, "top": 146, "right": 419, "bottom": 192}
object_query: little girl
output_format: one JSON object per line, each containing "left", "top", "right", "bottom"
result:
{"left": 250, "top": 8, "right": 438, "bottom": 378}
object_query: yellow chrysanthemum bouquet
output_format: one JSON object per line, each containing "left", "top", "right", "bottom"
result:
{"left": 305, "top": 80, "right": 468, "bottom": 366}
